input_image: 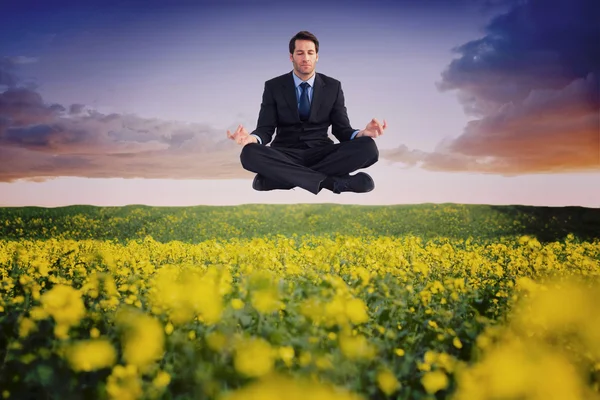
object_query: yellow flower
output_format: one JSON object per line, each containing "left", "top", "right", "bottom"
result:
{"left": 345, "top": 298, "right": 369, "bottom": 324}
{"left": 234, "top": 337, "right": 274, "bottom": 378}
{"left": 453, "top": 337, "right": 463, "bottom": 349}
{"left": 377, "top": 368, "right": 400, "bottom": 395}
{"left": 324, "top": 296, "right": 346, "bottom": 325}
{"left": 246, "top": 270, "right": 283, "bottom": 314}
{"left": 18, "top": 317, "right": 36, "bottom": 338}
{"left": 454, "top": 337, "right": 589, "bottom": 400}
{"left": 231, "top": 298, "right": 244, "bottom": 310}
{"left": 251, "top": 289, "right": 283, "bottom": 314}
{"left": 115, "top": 308, "right": 164, "bottom": 370}
{"left": 152, "top": 371, "right": 171, "bottom": 388}
{"left": 339, "top": 333, "right": 377, "bottom": 360}
{"left": 278, "top": 346, "right": 295, "bottom": 367}
{"left": 148, "top": 265, "right": 223, "bottom": 325}
{"left": 40, "top": 284, "right": 86, "bottom": 338}
{"left": 298, "top": 352, "right": 312, "bottom": 367}
{"left": 29, "top": 306, "right": 48, "bottom": 320}
{"left": 421, "top": 370, "right": 448, "bottom": 394}
{"left": 65, "top": 339, "right": 117, "bottom": 372}
{"left": 218, "top": 374, "right": 364, "bottom": 400}
{"left": 106, "top": 364, "right": 142, "bottom": 400}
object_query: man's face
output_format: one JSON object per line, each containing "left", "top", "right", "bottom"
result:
{"left": 290, "top": 39, "right": 318, "bottom": 79}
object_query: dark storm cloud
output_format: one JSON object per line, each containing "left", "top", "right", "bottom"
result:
{"left": 382, "top": 0, "right": 600, "bottom": 175}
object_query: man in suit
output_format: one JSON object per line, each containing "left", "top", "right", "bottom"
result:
{"left": 227, "top": 30, "right": 387, "bottom": 195}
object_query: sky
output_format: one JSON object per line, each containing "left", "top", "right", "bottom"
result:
{"left": 0, "top": 0, "right": 598, "bottom": 207}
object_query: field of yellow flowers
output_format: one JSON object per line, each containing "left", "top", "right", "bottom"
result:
{"left": 1, "top": 204, "right": 599, "bottom": 399}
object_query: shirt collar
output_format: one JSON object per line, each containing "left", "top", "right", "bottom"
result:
{"left": 292, "top": 71, "right": 316, "bottom": 88}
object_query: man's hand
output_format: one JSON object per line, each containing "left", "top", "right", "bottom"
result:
{"left": 357, "top": 118, "right": 387, "bottom": 138}
{"left": 226, "top": 124, "right": 258, "bottom": 146}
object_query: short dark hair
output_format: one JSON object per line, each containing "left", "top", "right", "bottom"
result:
{"left": 289, "top": 31, "right": 319, "bottom": 54}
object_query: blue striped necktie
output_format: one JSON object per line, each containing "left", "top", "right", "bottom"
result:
{"left": 299, "top": 82, "right": 310, "bottom": 121}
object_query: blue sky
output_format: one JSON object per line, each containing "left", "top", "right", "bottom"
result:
{"left": 1, "top": 0, "right": 598, "bottom": 207}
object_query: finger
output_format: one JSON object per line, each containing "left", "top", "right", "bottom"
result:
{"left": 227, "top": 130, "right": 234, "bottom": 140}
{"left": 380, "top": 120, "right": 386, "bottom": 135}
{"left": 374, "top": 119, "right": 383, "bottom": 134}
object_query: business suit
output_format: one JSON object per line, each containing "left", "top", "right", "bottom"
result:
{"left": 240, "top": 70, "right": 379, "bottom": 194}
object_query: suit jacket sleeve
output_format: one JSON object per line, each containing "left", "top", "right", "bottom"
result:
{"left": 250, "top": 82, "right": 277, "bottom": 145}
{"left": 329, "top": 81, "right": 357, "bottom": 142}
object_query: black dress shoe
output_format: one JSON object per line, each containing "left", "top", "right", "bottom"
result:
{"left": 332, "top": 172, "right": 374, "bottom": 194}
{"left": 252, "top": 175, "right": 295, "bottom": 191}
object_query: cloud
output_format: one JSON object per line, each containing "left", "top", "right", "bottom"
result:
{"left": 382, "top": 0, "right": 600, "bottom": 175}
{"left": 0, "top": 57, "right": 23, "bottom": 88}
{"left": 0, "top": 87, "right": 249, "bottom": 182}
{"left": 0, "top": 56, "right": 40, "bottom": 91}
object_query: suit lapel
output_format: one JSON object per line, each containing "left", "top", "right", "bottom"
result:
{"left": 309, "top": 73, "right": 325, "bottom": 122}
{"left": 283, "top": 72, "right": 299, "bottom": 121}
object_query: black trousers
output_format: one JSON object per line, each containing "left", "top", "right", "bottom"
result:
{"left": 240, "top": 136, "right": 379, "bottom": 194}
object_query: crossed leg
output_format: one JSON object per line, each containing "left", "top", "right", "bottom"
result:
{"left": 305, "top": 136, "right": 379, "bottom": 176}
{"left": 240, "top": 136, "right": 379, "bottom": 194}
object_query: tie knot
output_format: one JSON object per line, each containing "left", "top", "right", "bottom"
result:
{"left": 300, "top": 82, "right": 310, "bottom": 89}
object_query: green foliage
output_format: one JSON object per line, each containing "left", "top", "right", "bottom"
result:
{"left": 0, "top": 203, "right": 598, "bottom": 243}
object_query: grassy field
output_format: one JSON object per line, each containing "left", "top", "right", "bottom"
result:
{"left": 1, "top": 203, "right": 599, "bottom": 399}
{"left": 1, "top": 203, "right": 599, "bottom": 243}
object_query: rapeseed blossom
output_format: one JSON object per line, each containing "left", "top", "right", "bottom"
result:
{"left": 1, "top": 230, "right": 598, "bottom": 399}
{"left": 421, "top": 370, "right": 448, "bottom": 394}
{"left": 65, "top": 339, "right": 116, "bottom": 372}
{"left": 40, "top": 284, "right": 86, "bottom": 339}
{"left": 106, "top": 364, "right": 142, "bottom": 400}
{"left": 218, "top": 374, "right": 364, "bottom": 400}
{"left": 377, "top": 368, "right": 400, "bottom": 395}
{"left": 115, "top": 308, "right": 164, "bottom": 370}
{"left": 234, "top": 336, "right": 275, "bottom": 377}
{"left": 339, "top": 332, "right": 377, "bottom": 360}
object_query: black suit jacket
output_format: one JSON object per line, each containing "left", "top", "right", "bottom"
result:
{"left": 250, "top": 71, "right": 357, "bottom": 149}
